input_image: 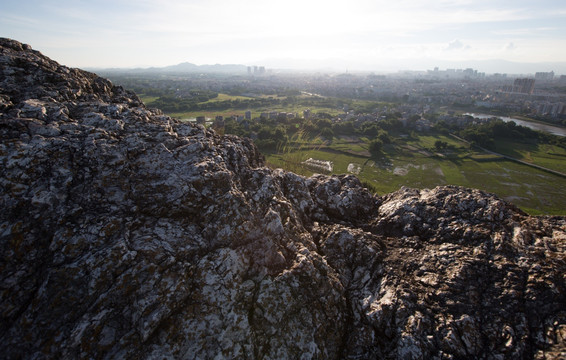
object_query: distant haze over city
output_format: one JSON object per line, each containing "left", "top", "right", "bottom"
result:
{"left": 93, "top": 59, "right": 566, "bottom": 77}
{"left": 238, "top": 58, "right": 566, "bottom": 75}
{"left": 1, "top": 0, "right": 566, "bottom": 74}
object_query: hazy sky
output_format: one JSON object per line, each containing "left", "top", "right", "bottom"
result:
{"left": 2, "top": 0, "right": 566, "bottom": 72}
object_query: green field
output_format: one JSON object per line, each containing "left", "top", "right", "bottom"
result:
{"left": 204, "top": 93, "right": 254, "bottom": 102}
{"left": 139, "top": 93, "right": 566, "bottom": 215}
{"left": 491, "top": 138, "right": 566, "bottom": 174}
{"left": 266, "top": 134, "right": 566, "bottom": 215}
{"left": 140, "top": 95, "right": 159, "bottom": 103}
{"left": 141, "top": 93, "right": 348, "bottom": 121}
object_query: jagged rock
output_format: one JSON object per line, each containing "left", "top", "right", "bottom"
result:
{"left": 1, "top": 38, "right": 565, "bottom": 359}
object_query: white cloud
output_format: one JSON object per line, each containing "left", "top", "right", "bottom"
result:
{"left": 504, "top": 42, "right": 516, "bottom": 51}
{"left": 445, "top": 40, "right": 471, "bottom": 51}
{"left": 447, "top": 40, "right": 465, "bottom": 50}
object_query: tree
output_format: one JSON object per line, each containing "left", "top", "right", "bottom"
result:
{"left": 434, "top": 140, "right": 448, "bottom": 152}
{"left": 257, "top": 127, "right": 272, "bottom": 140}
{"left": 369, "top": 139, "right": 383, "bottom": 157}
{"left": 315, "top": 118, "right": 332, "bottom": 129}
{"left": 361, "top": 123, "right": 379, "bottom": 137}
{"left": 377, "top": 130, "right": 391, "bottom": 144}
{"left": 321, "top": 127, "right": 334, "bottom": 140}
{"left": 332, "top": 121, "right": 355, "bottom": 135}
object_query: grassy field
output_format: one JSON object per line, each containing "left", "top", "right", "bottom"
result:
{"left": 491, "top": 138, "right": 566, "bottom": 174}
{"left": 141, "top": 93, "right": 565, "bottom": 215}
{"left": 141, "top": 93, "right": 347, "bottom": 120}
{"left": 140, "top": 95, "right": 159, "bottom": 103}
{"left": 202, "top": 93, "right": 254, "bottom": 102}
{"left": 266, "top": 134, "right": 566, "bottom": 215}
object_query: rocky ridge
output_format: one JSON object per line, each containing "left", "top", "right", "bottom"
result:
{"left": 1, "top": 38, "right": 565, "bottom": 359}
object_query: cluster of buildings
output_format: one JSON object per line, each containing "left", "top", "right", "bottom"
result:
{"left": 260, "top": 111, "right": 297, "bottom": 120}
{"left": 503, "top": 78, "right": 536, "bottom": 95}
{"left": 535, "top": 71, "right": 555, "bottom": 81}
{"left": 532, "top": 102, "right": 565, "bottom": 118}
{"left": 427, "top": 67, "right": 486, "bottom": 79}
{"left": 247, "top": 66, "right": 266, "bottom": 76}
{"left": 477, "top": 90, "right": 566, "bottom": 119}
{"left": 197, "top": 110, "right": 298, "bottom": 128}
{"left": 473, "top": 72, "right": 565, "bottom": 119}
{"left": 137, "top": 65, "right": 566, "bottom": 126}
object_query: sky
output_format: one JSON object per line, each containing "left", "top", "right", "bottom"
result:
{"left": 1, "top": 0, "right": 566, "bottom": 73}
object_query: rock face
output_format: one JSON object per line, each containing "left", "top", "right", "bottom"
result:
{"left": 1, "top": 38, "right": 565, "bottom": 359}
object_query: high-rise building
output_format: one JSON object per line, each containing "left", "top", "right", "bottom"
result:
{"left": 535, "top": 71, "right": 554, "bottom": 81}
{"left": 513, "top": 78, "right": 535, "bottom": 94}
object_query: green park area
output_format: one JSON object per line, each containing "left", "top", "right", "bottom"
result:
{"left": 142, "top": 92, "right": 346, "bottom": 121}
{"left": 140, "top": 93, "right": 566, "bottom": 215}
{"left": 266, "top": 132, "right": 566, "bottom": 215}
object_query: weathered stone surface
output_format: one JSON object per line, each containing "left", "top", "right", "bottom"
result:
{"left": 1, "top": 38, "right": 565, "bottom": 359}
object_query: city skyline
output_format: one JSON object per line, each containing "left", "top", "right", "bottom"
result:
{"left": 1, "top": 0, "right": 566, "bottom": 73}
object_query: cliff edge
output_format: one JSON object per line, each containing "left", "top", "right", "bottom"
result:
{"left": 1, "top": 38, "right": 565, "bottom": 359}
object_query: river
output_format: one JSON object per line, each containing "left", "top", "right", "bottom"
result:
{"left": 465, "top": 113, "right": 566, "bottom": 137}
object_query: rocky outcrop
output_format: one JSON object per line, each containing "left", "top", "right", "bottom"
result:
{"left": 1, "top": 38, "right": 565, "bottom": 359}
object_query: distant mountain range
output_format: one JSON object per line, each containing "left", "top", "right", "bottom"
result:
{"left": 88, "top": 59, "right": 566, "bottom": 76}
{"left": 256, "top": 57, "right": 566, "bottom": 76}
{"left": 89, "top": 62, "right": 248, "bottom": 74}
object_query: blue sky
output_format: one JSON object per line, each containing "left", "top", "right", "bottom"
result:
{"left": 1, "top": 0, "right": 566, "bottom": 72}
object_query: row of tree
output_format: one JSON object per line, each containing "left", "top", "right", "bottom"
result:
{"left": 148, "top": 90, "right": 219, "bottom": 112}
{"left": 222, "top": 112, "right": 401, "bottom": 152}
{"left": 457, "top": 119, "right": 566, "bottom": 149}
{"left": 146, "top": 90, "right": 392, "bottom": 115}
